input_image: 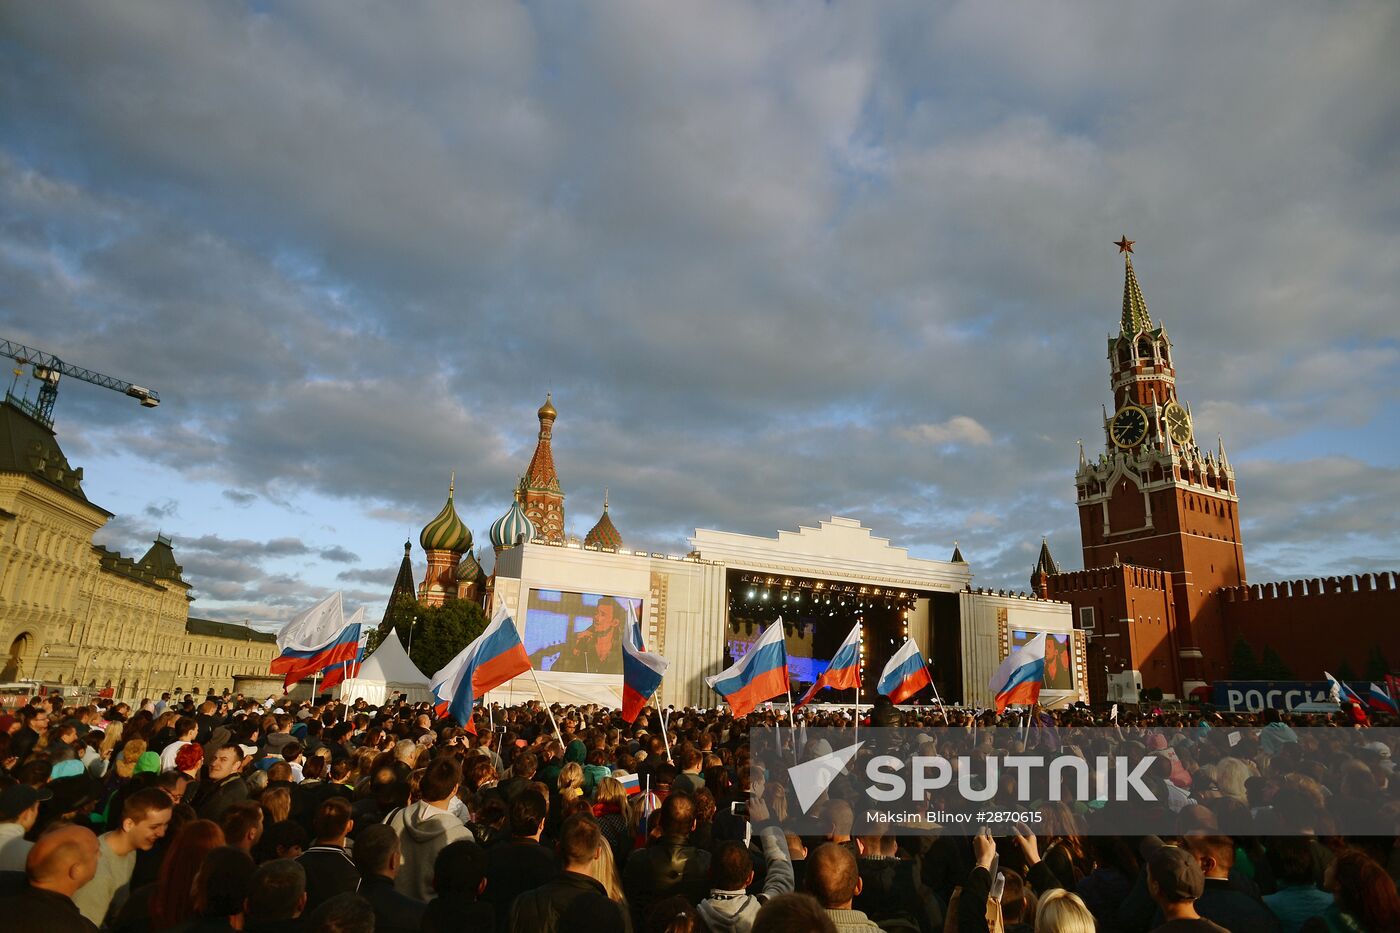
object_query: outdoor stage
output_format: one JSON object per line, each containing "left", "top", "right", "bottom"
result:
{"left": 487, "top": 516, "right": 1087, "bottom": 709}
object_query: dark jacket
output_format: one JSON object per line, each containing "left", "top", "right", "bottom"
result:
{"left": 509, "top": 871, "right": 625, "bottom": 933}
{"left": 421, "top": 892, "right": 494, "bottom": 933}
{"left": 623, "top": 834, "right": 711, "bottom": 920}
{"left": 1195, "top": 878, "right": 1280, "bottom": 933}
{"left": 10, "top": 727, "right": 41, "bottom": 763}
{"left": 0, "top": 883, "right": 99, "bottom": 933}
{"left": 194, "top": 774, "right": 249, "bottom": 822}
{"left": 856, "top": 855, "right": 937, "bottom": 933}
{"left": 357, "top": 874, "right": 425, "bottom": 933}
{"left": 485, "top": 838, "right": 558, "bottom": 928}
{"left": 296, "top": 845, "right": 360, "bottom": 912}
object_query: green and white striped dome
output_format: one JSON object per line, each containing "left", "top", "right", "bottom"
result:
{"left": 489, "top": 498, "right": 536, "bottom": 549}
{"left": 420, "top": 477, "right": 472, "bottom": 553}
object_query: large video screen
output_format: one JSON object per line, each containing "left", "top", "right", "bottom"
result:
{"left": 524, "top": 589, "right": 641, "bottom": 675}
{"left": 1011, "top": 629, "right": 1074, "bottom": 691}
{"left": 723, "top": 632, "right": 825, "bottom": 686}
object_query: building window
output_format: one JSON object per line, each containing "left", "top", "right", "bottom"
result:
{"left": 1079, "top": 607, "right": 1095, "bottom": 630}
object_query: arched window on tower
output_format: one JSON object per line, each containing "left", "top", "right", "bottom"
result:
{"left": 1137, "top": 336, "right": 1153, "bottom": 360}
{"left": 1118, "top": 341, "right": 1132, "bottom": 368}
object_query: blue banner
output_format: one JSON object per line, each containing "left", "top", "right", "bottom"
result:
{"left": 1211, "top": 679, "right": 1368, "bottom": 712}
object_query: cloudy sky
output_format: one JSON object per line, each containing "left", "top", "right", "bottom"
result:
{"left": 3, "top": 1, "right": 1397, "bottom": 627}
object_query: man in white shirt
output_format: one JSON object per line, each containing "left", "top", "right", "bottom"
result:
{"left": 0, "top": 784, "right": 52, "bottom": 871}
{"left": 72, "top": 787, "right": 172, "bottom": 926}
{"left": 158, "top": 717, "right": 199, "bottom": 772}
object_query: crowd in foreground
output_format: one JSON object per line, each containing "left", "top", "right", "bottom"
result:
{"left": 0, "top": 690, "right": 1398, "bottom": 933}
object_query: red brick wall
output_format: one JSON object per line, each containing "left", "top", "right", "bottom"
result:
{"left": 1220, "top": 573, "right": 1400, "bottom": 678}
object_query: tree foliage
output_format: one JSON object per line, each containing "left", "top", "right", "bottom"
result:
{"left": 1229, "top": 636, "right": 1260, "bottom": 679}
{"left": 375, "top": 597, "right": 488, "bottom": 679}
{"left": 1366, "top": 646, "right": 1391, "bottom": 681}
{"left": 1258, "top": 646, "right": 1293, "bottom": 681}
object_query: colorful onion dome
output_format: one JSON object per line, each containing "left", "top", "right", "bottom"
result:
{"left": 489, "top": 497, "right": 536, "bottom": 549}
{"left": 456, "top": 551, "right": 485, "bottom": 586}
{"left": 584, "top": 489, "right": 623, "bottom": 550}
{"left": 420, "top": 474, "right": 472, "bottom": 552}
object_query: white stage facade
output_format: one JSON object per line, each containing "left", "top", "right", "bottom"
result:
{"left": 487, "top": 516, "right": 1087, "bottom": 710}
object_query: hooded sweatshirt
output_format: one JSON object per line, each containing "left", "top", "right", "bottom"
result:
{"left": 696, "top": 830, "right": 794, "bottom": 933}
{"left": 387, "top": 800, "right": 474, "bottom": 900}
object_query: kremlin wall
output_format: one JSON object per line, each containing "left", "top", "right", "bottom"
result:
{"left": 2, "top": 242, "right": 1395, "bottom": 705}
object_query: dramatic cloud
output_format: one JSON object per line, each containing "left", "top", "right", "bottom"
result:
{"left": 4, "top": 1, "right": 1397, "bottom": 622}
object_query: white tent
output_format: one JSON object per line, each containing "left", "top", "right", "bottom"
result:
{"left": 339, "top": 632, "right": 432, "bottom": 705}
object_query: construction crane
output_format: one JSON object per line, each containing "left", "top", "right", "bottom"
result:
{"left": 2, "top": 337, "right": 160, "bottom": 429}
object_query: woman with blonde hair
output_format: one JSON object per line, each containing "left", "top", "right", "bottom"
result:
{"left": 1034, "top": 888, "right": 1097, "bottom": 933}
{"left": 592, "top": 776, "right": 633, "bottom": 865}
{"left": 260, "top": 785, "right": 291, "bottom": 825}
{"left": 558, "top": 761, "right": 584, "bottom": 803}
{"left": 1214, "top": 756, "right": 1253, "bottom": 805}
{"left": 91, "top": 722, "right": 124, "bottom": 778}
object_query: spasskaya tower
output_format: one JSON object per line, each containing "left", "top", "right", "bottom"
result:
{"left": 1071, "top": 238, "right": 1246, "bottom": 690}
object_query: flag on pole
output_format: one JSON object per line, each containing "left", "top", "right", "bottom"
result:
{"left": 274, "top": 592, "right": 345, "bottom": 653}
{"left": 989, "top": 633, "right": 1047, "bottom": 713}
{"left": 271, "top": 595, "right": 361, "bottom": 690}
{"left": 317, "top": 608, "right": 367, "bottom": 691}
{"left": 796, "top": 624, "right": 862, "bottom": 709}
{"left": 621, "top": 602, "right": 669, "bottom": 724}
{"left": 876, "top": 637, "right": 932, "bottom": 704}
{"left": 616, "top": 772, "right": 642, "bottom": 796}
{"left": 430, "top": 606, "right": 532, "bottom": 732}
{"left": 1324, "top": 671, "right": 1365, "bottom": 706}
{"left": 1367, "top": 681, "right": 1398, "bottom": 713}
{"left": 705, "top": 621, "right": 789, "bottom": 717}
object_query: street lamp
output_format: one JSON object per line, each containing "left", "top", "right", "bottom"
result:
{"left": 406, "top": 616, "right": 419, "bottom": 658}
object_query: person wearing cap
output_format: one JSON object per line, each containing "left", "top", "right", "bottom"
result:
{"left": 1146, "top": 841, "right": 1228, "bottom": 932}
{"left": 0, "top": 783, "right": 53, "bottom": 870}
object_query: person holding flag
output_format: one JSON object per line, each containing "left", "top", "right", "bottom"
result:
{"left": 876, "top": 637, "right": 932, "bottom": 704}
{"left": 705, "top": 621, "right": 789, "bottom": 717}
{"left": 621, "top": 602, "right": 669, "bottom": 724}
{"left": 1326, "top": 671, "right": 1370, "bottom": 726}
{"left": 988, "top": 632, "right": 1047, "bottom": 713}
{"left": 270, "top": 592, "right": 360, "bottom": 691}
{"left": 431, "top": 605, "right": 539, "bottom": 735}
{"left": 795, "top": 624, "right": 862, "bottom": 709}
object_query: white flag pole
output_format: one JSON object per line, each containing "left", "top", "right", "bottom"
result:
{"left": 661, "top": 707, "right": 673, "bottom": 764}
{"left": 854, "top": 623, "right": 861, "bottom": 742}
{"left": 525, "top": 663, "right": 564, "bottom": 747}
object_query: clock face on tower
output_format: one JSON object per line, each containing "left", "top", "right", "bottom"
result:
{"left": 1163, "top": 400, "right": 1193, "bottom": 445}
{"left": 1111, "top": 405, "right": 1149, "bottom": 448}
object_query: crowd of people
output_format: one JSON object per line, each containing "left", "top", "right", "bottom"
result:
{"left": 0, "top": 688, "right": 1398, "bottom": 933}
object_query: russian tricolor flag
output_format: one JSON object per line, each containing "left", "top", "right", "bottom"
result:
{"left": 1325, "top": 671, "right": 1366, "bottom": 707}
{"left": 796, "top": 624, "right": 862, "bottom": 709}
{"left": 314, "top": 608, "right": 367, "bottom": 691}
{"left": 271, "top": 595, "right": 363, "bottom": 691}
{"left": 431, "top": 606, "right": 532, "bottom": 732}
{"left": 989, "top": 633, "right": 1046, "bottom": 713}
{"left": 1367, "top": 681, "right": 1397, "bottom": 713}
{"left": 616, "top": 772, "right": 642, "bottom": 796}
{"left": 877, "top": 637, "right": 932, "bottom": 704}
{"left": 622, "top": 603, "right": 669, "bottom": 723}
{"left": 706, "top": 621, "right": 789, "bottom": 717}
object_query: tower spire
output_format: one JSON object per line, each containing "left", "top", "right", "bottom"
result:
{"left": 1117, "top": 237, "right": 1152, "bottom": 335}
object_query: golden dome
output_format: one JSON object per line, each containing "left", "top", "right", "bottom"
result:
{"left": 537, "top": 392, "right": 557, "bottom": 423}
